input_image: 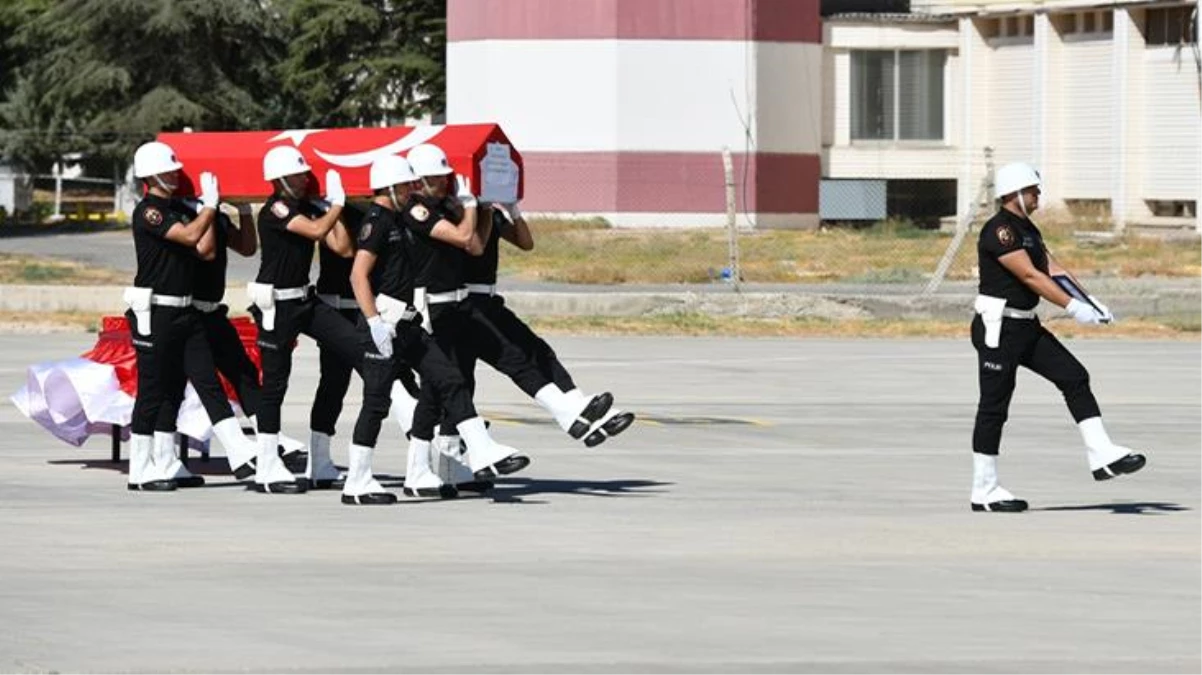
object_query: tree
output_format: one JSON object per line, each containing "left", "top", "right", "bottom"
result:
{"left": 275, "top": 0, "right": 445, "bottom": 128}
{"left": 0, "top": 0, "right": 285, "bottom": 173}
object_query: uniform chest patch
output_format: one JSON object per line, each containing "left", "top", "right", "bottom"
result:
{"left": 144, "top": 207, "right": 163, "bottom": 227}
{"left": 997, "top": 225, "right": 1015, "bottom": 247}
{"left": 359, "top": 223, "right": 373, "bottom": 242}
{"left": 409, "top": 204, "right": 430, "bottom": 222}
{"left": 271, "top": 201, "right": 291, "bottom": 219}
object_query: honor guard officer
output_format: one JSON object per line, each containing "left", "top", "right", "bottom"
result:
{"left": 125, "top": 141, "right": 260, "bottom": 490}
{"left": 401, "top": 144, "right": 532, "bottom": 482}
{"left": 305, "top": 200, "right": 362, "bottom": 489}
{"left": 191, "top": 203, "right": 262, "bottom": 423}
{"left": 248, "top": 146, "right": 366, "bottom": 494}
{"left": 462, "top": 200, "right": 635, "bottom": 448}
{"left": 969, "top": 162, "right": 1146, "bottom": 512}
{"left": 358, "top": 152, "right": 529, "bottom": 492}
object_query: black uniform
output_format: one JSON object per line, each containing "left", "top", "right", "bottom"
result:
{"left": 309, "top": 203, "right": 364, "bottom": 437}
{"left": 251, "top": 194, "right": 368, "bottom": 436}
{"left": 402, "top": 194, "right": 488, "bottom": 441}
{"left": 128, "top": 196, "right": 238, "bottom": 437}
{"left": 350, "top": 202, "right": 477, "bottom": 448}
{"left": 462, "top": 206, "right": 576, "bottom": 396}
{"left": 188, "top": 204, "right": 262, "bottom": 417}
{"left": 971, "top": 209, "right": 1100, "bottom": 456}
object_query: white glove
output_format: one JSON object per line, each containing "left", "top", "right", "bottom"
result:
{"left": 324, "top": 169, "right": 345, "bottom": 207}
{"left": 455, "top": 174, "right": 477, "bottom": 209}
{"left": 1066, "top": 298, "right": 1103, "bottom": 325}
{"left": 1088, "top": 295, "right": 1114, "bottom": 323}
{"left": 199, "top": 172, "right": 219, "bottom": 211}
{"left": 367, "top": 315, "right": 395, "bottom": 359}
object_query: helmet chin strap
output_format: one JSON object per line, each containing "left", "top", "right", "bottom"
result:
{"left": 151, "top": 175, "right": 174, "bottom": 193}
{"left": 279, "top": 177, "right": 301, "bottom": 200}
{"left": 388, "top": 186, "right": 400, "bottom": 210}
{"left": 1018, "top": 189, "right": 1030, "bottom": 218}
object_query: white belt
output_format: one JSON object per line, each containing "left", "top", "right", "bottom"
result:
{"left": 466, "top": 283, "right": 496, "bottom": 296}
{"left": 274, "top": 286, "right": 309, "bottom": 301}
{"left": 425, "top": 288, "right": 469, "bottom": 305}
{"left": 192, "top": 299, "right": 221, "bottom": 313}
{"left": 318, "top": 294, "right": 359, "bottom": 310}
{"left": 151, "top": 294, "right": 192, "bottom": 308}
{"left": 1001, "top": 307, "right": 1036, "bottom": 320}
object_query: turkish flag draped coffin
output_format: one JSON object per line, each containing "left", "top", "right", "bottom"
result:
{"left": 10, "top": 316, "right": 265, "bottom": 448}
{"left": 159, "top": 124, "right": 524, "bottom": 202}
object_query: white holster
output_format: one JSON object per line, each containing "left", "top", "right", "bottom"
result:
{"left": 973, "top": 295, "right": 1007, "bottom": 349}
{"left": 247, "top": 282, "right": 277, "bottom": 331}
{"left": 123, "top": 287, "right": 153, "bottom": 336}
{"left": 412, "top": 287, "right": 432, "bottom": 334}
{"left": 376, "top": 293, "right": 416, "bottom": 327}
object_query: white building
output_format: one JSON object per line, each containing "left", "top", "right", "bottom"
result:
{"left": 823, "top": 0, "right": 1201, "bottom": 231}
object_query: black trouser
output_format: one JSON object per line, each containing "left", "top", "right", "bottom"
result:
{"left": 971, "top": 315, "right": 1100, "bottom": 455}
{"left": 129, "top": 306, "right": 236, "bottom": 436}
{"left": 353, "top": 316, "right": 474, "bottom": 447}
{"left": 413, "top": 299, "right": 499, "bottom": 440}
{"left": 198, "top": 304, "right": 262, "bottom": 417}
{"left": 467, "top": 293, "right": 576, "bottom": 396}
{"left": 310, "top": 306, "right": 360, "bottom": 436}
{"left": 250, "top": 296, "right": 366, "bottom": 435}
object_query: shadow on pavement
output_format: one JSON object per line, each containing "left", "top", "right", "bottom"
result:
{"left": 1037, "top": 501, "right": 1190, "bottom": 515}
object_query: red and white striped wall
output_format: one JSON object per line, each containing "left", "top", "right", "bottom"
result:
{"left": 447, "top": 0, "right": 823, "bottom": 228}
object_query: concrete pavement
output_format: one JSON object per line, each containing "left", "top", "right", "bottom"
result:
{"left": 0, "top": 334, "right": 1197, "bottom": 672}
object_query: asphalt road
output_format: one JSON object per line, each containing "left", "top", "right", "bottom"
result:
{"left": 0, "top": 334, "right": 1197, "bottom": 672}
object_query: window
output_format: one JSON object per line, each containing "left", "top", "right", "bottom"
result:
{"left": 850, "top": 50, "right": 946, "bottom": 142}
{"left": 1146, "top": 6, "right": 1197, "bottom": 46}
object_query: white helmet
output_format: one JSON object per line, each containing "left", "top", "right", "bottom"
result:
{"left": 407, "top": 143, "right": 453, "bottom": 178}
{"left": 133, "top": 141, "right": 183, "bottom": 178}
{"left": 994, "top": 162, "right": 1041, "bottom": 199}
{"left": 369, "top": 155, "right": 418, "bottom": 190}
{"left": 263, "top": 145, "right": 311, "bottom": 181}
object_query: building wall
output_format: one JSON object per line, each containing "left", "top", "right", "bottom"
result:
{"left": 447, "top": 0, "right": 823, "bottom": 228}
{"left": 826, "top": 1, "right": 1200, "bottom": 229}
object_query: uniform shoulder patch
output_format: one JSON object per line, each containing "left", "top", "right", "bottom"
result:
{"left": 144, "top": 206, "right": 163, "bottom": 227}
{"left": 359, "top": 222, "right": 373, "bottom": 242}
{"left": 271, "top": 200, "right": 291, "bottom": 219}
{"left": 408, "top": 203, "right": 430, "bottom": 222}
{"left": 996, "top": 224, "right": 1015, "bottom": 247}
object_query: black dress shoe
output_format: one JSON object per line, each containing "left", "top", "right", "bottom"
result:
{"left": 473, "top": 454, "right": 531, "bottom": 481}
{"left": 279, "top": 450, "right": 308, "bottom": 474}
{"left": 127, "top": 479, "right": 177, "bottom": 492}
{"left": 403, "top": 484, "right": 459, "bottom": 499}
{"left": 1093, "top": 454, "right": 1147, "bottom": 481}
{"left": 309, "top": 477, "right": 344, "bottom": 490}
{"left": 232, "top": 460, "right": 256, "bottom": 481}
{"left": 568, "top": 393, "right": 614, "bottom": 439}
{"left": 254, "top": 480, "right": 308, "bottom": 494}
{"left": 341, "top": 492, "right": 398, "bottom": 505}
{"left": 583, "top": 411, "right": 636, "bottom": 448}
{"left": 971, "top": 499, "right": 1029, "bottom": 512}
{"left": 173, "top": 475, "right": 206, "bottom": 488}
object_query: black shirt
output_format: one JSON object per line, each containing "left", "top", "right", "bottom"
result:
{"left": 399, "top": 193, "right": 466, "bottom": 293}
{"left": 462, "top": 206, "right": 508, "bottom": 286}
{"left": 255, "top": 194, "right": 325, "bottom": 288}
{"left": 185, "top": 200, "right": 232, "bottom": 303}
{"left": 357, "top": 203, "right": 413, "bottom": 303}
{"left": 315, "top": 203, "right": 366, "bottom": 299}
{"left": 977, "top": 208, "right": 1048, "bottom": 310}
{"left": 131, "top": 194, "right": 195, "bottom": 296}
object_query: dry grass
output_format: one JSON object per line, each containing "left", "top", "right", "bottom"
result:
{"left": 0, "top": 310, "right": 101, "bottom": 333}
{"left": 527, "top": 313, "right": 1201, "bottom": 340}
{"left": 502, "top": 218, "right": 1201, "bottom": 284}
{"left": 0, "top": 253, "right": 127, "bottom": 285}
